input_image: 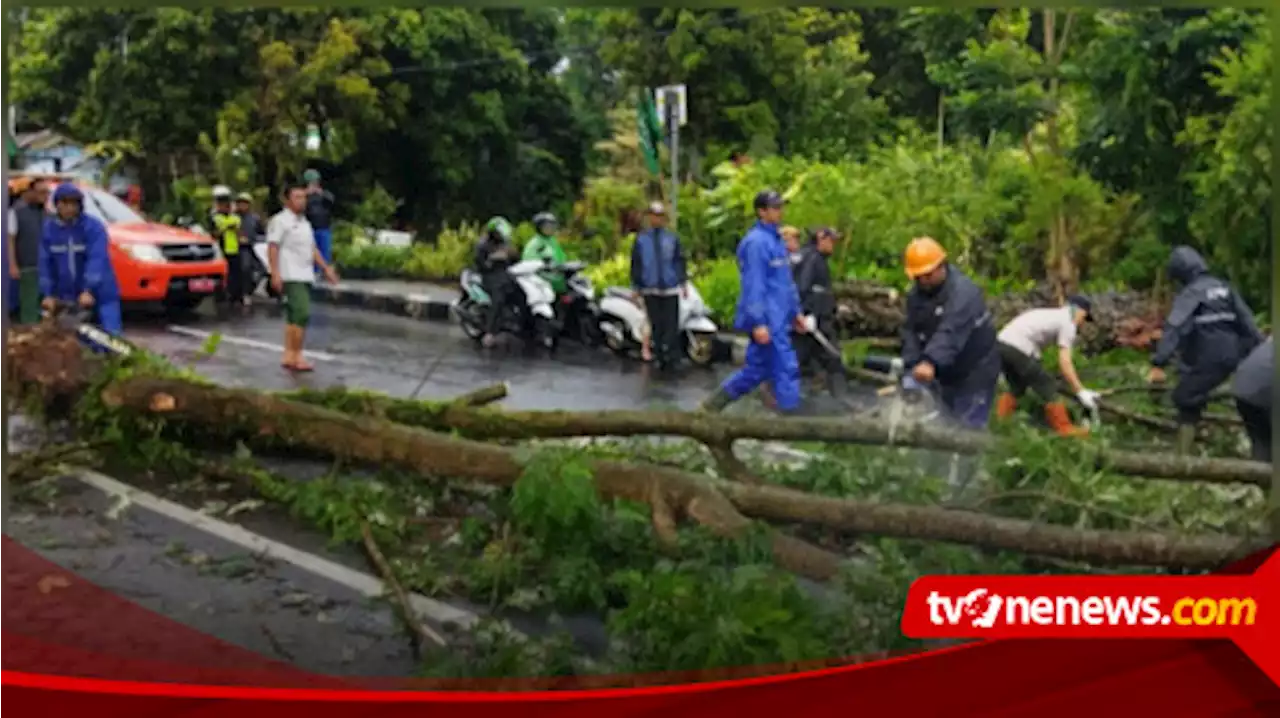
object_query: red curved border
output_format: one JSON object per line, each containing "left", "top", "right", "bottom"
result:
{"left": 4, "top": 538, "right": 1279, "bottom": 715}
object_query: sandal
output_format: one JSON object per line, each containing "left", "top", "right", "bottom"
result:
{"left": 290, "top": 361, "right": 315, "bottom": 373}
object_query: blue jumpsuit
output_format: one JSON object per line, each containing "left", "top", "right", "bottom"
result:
{"left": 720, "top": 221, "right": 803, "bottom": 411}
{"left": 38, "top": 187, "right": 123, "bottom": 335}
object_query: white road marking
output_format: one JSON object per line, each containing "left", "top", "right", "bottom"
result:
{"left": 69, "top": 468, "right": 489, "bottom": 634}
{"left": 165, "top": 325, "right": 337, "bottom": 361}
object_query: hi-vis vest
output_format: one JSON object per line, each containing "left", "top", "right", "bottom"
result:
{"left": 212, "top": 211, "right": 242, "bottom": 255}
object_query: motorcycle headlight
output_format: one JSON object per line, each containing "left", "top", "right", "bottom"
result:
{"left": 122, "top": 244, "right": 167, "bottom": 263}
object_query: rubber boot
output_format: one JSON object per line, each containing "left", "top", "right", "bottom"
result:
{"left": 1044, "top": 402, "right": 1089, "bottom": 437}
{"left": 826, "top": 370, "right": 849, "bottom": 400}
{"left": 698, "top": 388, "right": 734, "bottom": 414}
{"left": 1175, "top": 423, "right": 1197, "bottom": 455}
{"left": 996, "top": 392, "right": 1017, "bottom": 420}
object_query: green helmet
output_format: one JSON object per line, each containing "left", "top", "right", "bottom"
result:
{"left": 485, "top": 216, "right": 513, "bottom": 240}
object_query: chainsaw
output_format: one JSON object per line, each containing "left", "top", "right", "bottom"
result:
{"left": 43, "top": 301, "right": 136, "bottom": 357}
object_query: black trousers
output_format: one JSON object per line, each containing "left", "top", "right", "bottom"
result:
{"left": 224, "top": 253, "right": 245, "bottom": 304}
{"left": 482, "top": 272, "right": 521, "bottom": 336}
{"left": 644, "top": 294, "right": 681, "bottom": 367}
{"left": 1236, "top": 399, "right": 1272, "bottom": 463}
{"left": 794, "top": 318, "right": 847, "bottom": 396}
{"left": 998, "top": 341, "right": 1057, "bottom": 403}
{"left": 1172, "top": 361, "right": 1236, "bottom": 425}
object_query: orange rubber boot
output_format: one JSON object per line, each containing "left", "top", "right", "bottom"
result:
{"left": 1044, "top": 402, "right": 1089, "bottom": 437}
{"left": 995, "top": 392, "right": 1017, "bottom": 420}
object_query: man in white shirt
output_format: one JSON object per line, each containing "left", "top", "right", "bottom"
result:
{"left": 267, "top": 181, "right": 339, "bottom": 372}
{"left": 994, "top": 296, "right": 1098, "bottom": 436}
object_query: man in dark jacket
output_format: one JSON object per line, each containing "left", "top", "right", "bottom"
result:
{"left": 630, "top": 201, "right": 687, "bottom": 370}
{"left": 792, "top": 227, "right": 846, "bottom": 398}
{"left": 474, "top": 216, "right": 519, "bottom": 348}
{"left": 1148, "top": 245, "right": 1263, "bottom": 454}
{"left": 900, "top": 236, "right": 1000, "bottom": 430}
{"left": 235, "top": 192, "right": 265, "bottom": 301}
{"left": 7, "top": 178, "right": 50, "bottom": 324}
{"left": 699, "top": 189, "right": 808, "bottom": 413}
{"left": 1232, "top": 337, "right": 1273, "bottom": 463}
{"left": 303, "top": 169, "right": 335, "bottom": 271}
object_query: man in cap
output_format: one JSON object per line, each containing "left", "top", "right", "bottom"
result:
{"left": 699, "top": 189, "right": 807, "bottom": 413}
{"left": 792, "top": 226, "right": 847, "bottom": 398}
{"left": 8, "top": 177, "right": 50, "bottom": 324}
{"left": 235, "top": 192, "right": 265, "bottom": 301}
{"left": 630, "top": 200, "right": 688, "bottom": 371}
{"left": 209, "top": 185, "right": 246, "bottom": 311}
{"left": 1148, "top": 245, "right": 1263, "bottom": 454}
{"left": 38, "top": 183, "right": 123, "bottom": 335}
{"left": 303, "top": 169, "right": 336, "bottom": 271}
{"left": 900, "top": 236, "right": 1000, "bottom": 430}
{"left": 994, "top": 296, "right": 1098, "bottom": 436}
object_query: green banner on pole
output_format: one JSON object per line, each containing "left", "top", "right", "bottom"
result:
{"left": 637, "top": 90, "right": 662, "bottom": 176}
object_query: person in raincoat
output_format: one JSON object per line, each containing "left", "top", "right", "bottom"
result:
{"left": 38, "top": 183, "right": 123, "bottom": 335}
{"left": 1231, "top": 336, "right": 1273, "bottom": 463}
{"left": 899, "top": 236, "right": 1001, "bottom": 430}
{"left": 475, "top": 217, "right": 521, "bottom": 348}
{"left": 698, "top": 189, "right": 808, "bottom": 413}
{"left": 1148, "top": 245, "right": 1263, "bottom": 453}
{"left": 523, "top": 211, "right": 568, "bottom": 295}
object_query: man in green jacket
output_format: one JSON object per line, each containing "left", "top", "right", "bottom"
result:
{"left": 523, "top": 212, "right": 568, "bottom": 294}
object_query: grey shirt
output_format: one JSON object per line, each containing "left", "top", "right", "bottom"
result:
{"left": 1232, "top": 337, "right": 1273, "bottom": 410}
{"left": 8, "top": 200, "right": 48, "bottom": 269}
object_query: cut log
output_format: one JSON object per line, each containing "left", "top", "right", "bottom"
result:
{"left": 99, "top": 376, "right": 1258, "bottom": 573}
{"left": 286, "top": 389, "right": 1271, "bottom": 488}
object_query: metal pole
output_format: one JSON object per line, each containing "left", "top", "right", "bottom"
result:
{"left": 667, "top": 89, "right": 679, "bottom": 231}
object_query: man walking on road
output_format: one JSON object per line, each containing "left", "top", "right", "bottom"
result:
{"left": 994, "top": 296, "right": 1098, "bottom": 437}
{"left": 900, "top": 236, "right": 1000, "bottom": 430}
{"left": 303, "top": 169, "right": 336, "bottom": 271}
{"left": 38, "top": 184, "right": 123, "bottom": 336}
{"left": 793, "top": 227, "right": 846, "bottom": 399}
{"left": 699, "top": 189, "right": 808, "bottom": 413}
{"left": 268, "top": 182, "right": 339, "bottom": 372}
{"left": 630, "top": 201, "right": 687, "bottom": 371}
{"left": 8, "top": 178, "right": 50, "bottom": 324}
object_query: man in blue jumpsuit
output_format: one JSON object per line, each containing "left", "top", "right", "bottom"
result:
{"left": 900, "top": 236, "right": 1001, "bottom": 430}
{"left": 699, "top": 189, "right": 808, "bottom": 413}
{"left": 38, "top": 184, "right": 123, "bottom": 335}
{"left": 1148, "top": 245, "right": 1262, "bottom": 454}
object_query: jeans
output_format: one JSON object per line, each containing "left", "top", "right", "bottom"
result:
{"left": 313, "top": 227, "right": 333, "bottom": 271}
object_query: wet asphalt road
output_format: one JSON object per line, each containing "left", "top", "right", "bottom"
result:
{"left": 124, "top": 301, "right": 734, "bottom": 410}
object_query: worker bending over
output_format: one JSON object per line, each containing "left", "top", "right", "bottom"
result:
{"left": 995, "top": 296, "right": 1098, "bottom": 436}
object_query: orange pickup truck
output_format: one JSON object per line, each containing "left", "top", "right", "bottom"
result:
{"left": 9, "top": 175, "right": 227, "bottom": 311}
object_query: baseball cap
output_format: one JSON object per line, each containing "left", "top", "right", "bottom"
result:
{"left": 303, "top": 169, "right": 321, "bottom": 182}
{"left": 647, "top": 201, "right": 666, "bottom": 215}
{"left": 236, "top": 192, "right": 253, "bottom": 202}
{"left": 1067, "top": 295, "right": 1093, "bottom": 321}
{"left": 753, "top": 189, "right": 785, "bottom": 211}
{"left": 815, "top": 226, "right": 841, "bottom": 241}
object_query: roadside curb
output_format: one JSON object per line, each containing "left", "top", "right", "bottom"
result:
{"left": 310, "top": 284, "right": 750, "bottom": 365}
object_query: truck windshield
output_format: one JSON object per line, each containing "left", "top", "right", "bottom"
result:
{"left": 79, "top": 187, "right": 146, "bottom": 225}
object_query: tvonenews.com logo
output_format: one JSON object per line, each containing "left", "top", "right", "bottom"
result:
{"left": 925, "top": 588, "right": 1258, "bottom": 630}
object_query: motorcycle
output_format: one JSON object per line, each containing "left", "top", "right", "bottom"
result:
{"left": 453, "top": 260, "right": 559, "bottom": 350}
{"left": 596, "top": 282, "right": 719, "bottom": 367}
{"left": 539, "top": 261, "right": 604, "bottom": 347}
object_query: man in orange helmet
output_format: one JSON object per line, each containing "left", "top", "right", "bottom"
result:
{"left": 900, "top": 236, "right": 1000, "bottom": 430}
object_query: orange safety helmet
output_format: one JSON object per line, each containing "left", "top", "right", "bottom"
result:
{"left": 904, "top": 236, "right": 947, "bottom": 279}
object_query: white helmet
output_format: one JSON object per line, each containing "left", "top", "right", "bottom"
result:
{"left": 212, "top": 184, "right": 232, "bottom": 200}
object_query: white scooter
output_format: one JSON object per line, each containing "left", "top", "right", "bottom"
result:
{"left": 454, "top": 260, "right": 560, "bottom": 350}
{"left": 249, "top": 242, "right": 280, "bottom": 299}
{"left": 596, "top": 282, "right": 719, "bottom": 367}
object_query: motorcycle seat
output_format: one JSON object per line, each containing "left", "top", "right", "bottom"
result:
{"left": 604, "top": 286, "right": 636, "bottom": 300}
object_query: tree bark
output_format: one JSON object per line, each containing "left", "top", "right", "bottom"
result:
{"left": 286, "top": 389, "right": 1272, "bottom": 488}
{"left": 98, "top": 376, "right": 1258, "bottom": 573}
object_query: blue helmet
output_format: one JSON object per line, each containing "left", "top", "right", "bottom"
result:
{"left": 52, "top": 183, "right": 84, "bottom": 204}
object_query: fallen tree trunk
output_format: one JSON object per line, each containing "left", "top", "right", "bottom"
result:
{"left": 288, "top": 389, "right": 1271, "bottom": 488}
{"left": 98, "top": 376, "right": 1258, "bottom": 573}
